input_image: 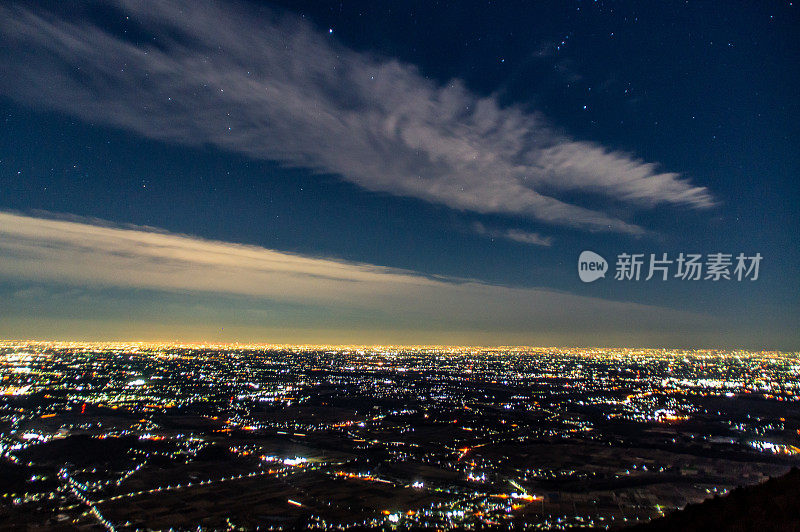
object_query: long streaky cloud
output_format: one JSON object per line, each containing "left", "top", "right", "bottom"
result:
{"left": 0, "top": 0, "right": 713, "bottom": 233}
{"left": 0, "top": 211, "right": 711, "bottom": 338}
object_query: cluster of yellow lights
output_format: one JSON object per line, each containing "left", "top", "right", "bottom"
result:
{"left": 0, "top": 340, "right": 794, "bottom": 358}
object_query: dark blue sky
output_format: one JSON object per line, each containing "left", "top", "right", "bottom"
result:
{"left": 0, "top": 0, "right": 797, "bottom": 348}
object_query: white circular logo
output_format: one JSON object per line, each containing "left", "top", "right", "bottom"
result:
{"left": 578, "top": 251, "right": 608, "bottom": 282}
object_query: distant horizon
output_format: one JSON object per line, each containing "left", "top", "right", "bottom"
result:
{"left": 2, "top": 339, "right": 796, "bottom": 354}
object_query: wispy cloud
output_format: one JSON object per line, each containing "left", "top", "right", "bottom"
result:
{"left": 472, "top": 222, "right": 553, "bottom": 247}
{"left": 0, "top": 211, "right": 713, "bottom": 343}
{"left": 0, "top": 0, "right": 713, "bottom": 234}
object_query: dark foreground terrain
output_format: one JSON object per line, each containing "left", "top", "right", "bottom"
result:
{"left": 634, "top": 467, "right": 800, "bottom": 532}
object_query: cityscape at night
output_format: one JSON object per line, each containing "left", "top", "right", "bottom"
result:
{"left": 0, "top": 0, "right": 798, "bottom": 529}
{"left": 1, "top": 342, "right": 799, "bottom": 529}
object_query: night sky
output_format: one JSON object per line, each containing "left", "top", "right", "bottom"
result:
{"left": 0, "top": 0, "right": 797, "bottom": 348}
